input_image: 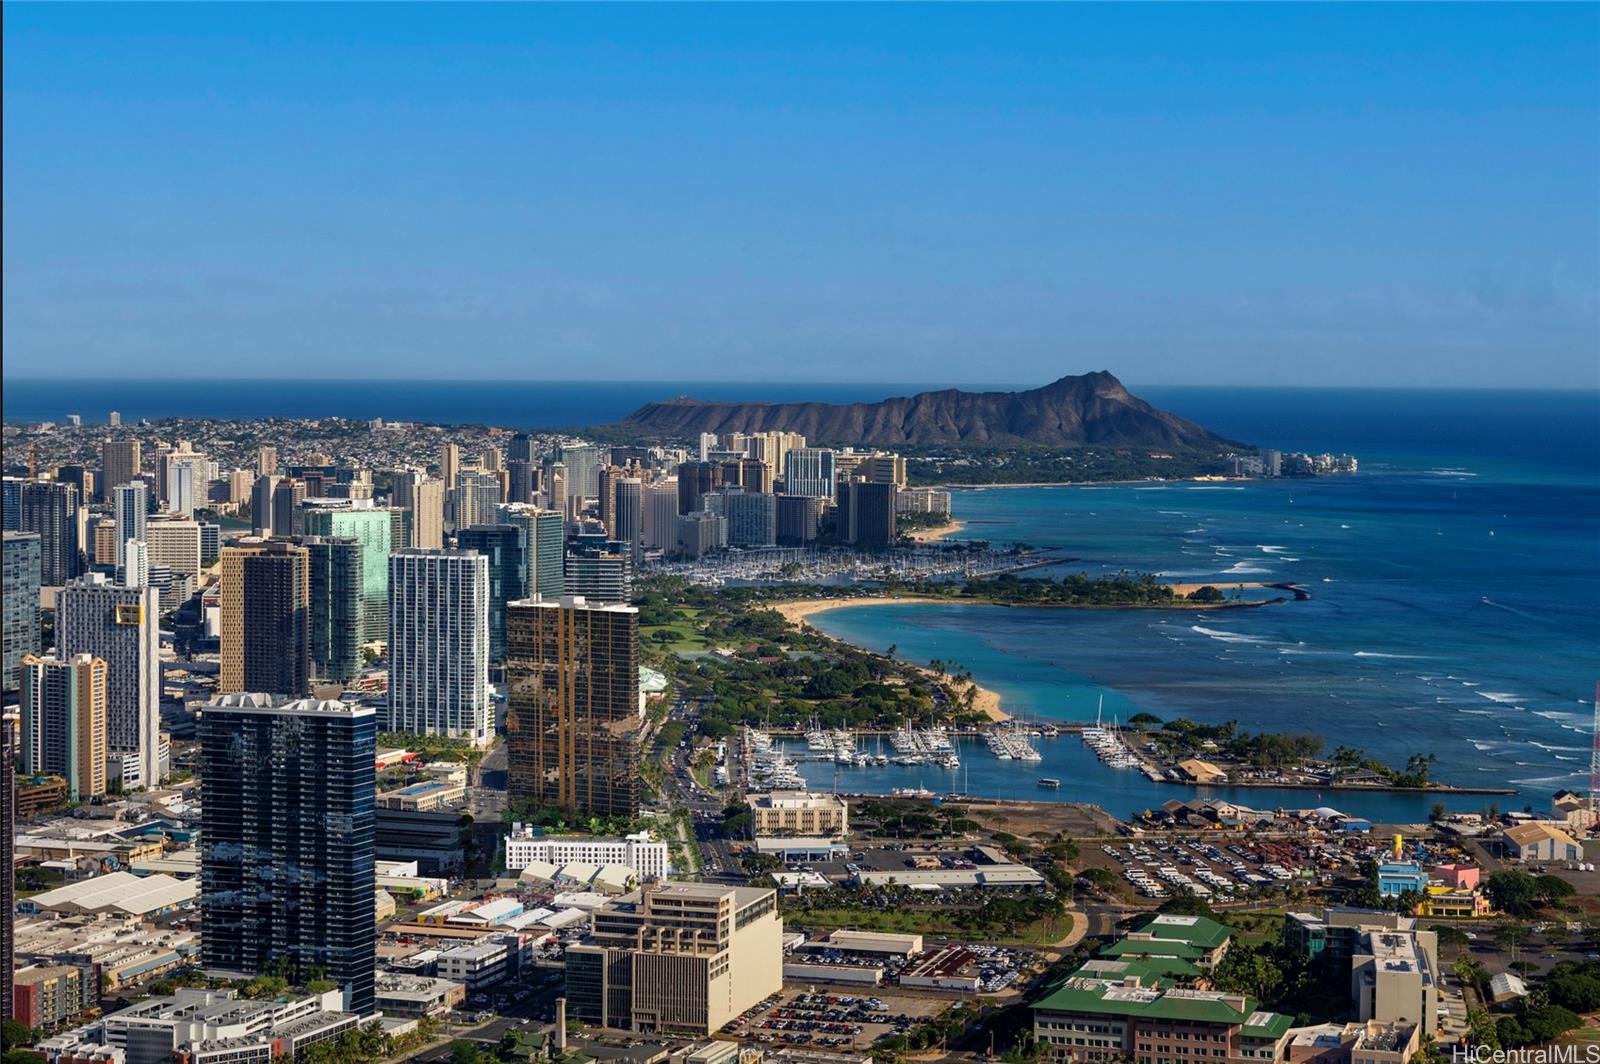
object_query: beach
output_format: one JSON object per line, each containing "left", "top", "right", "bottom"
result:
{"left": 772, "top": 597, "right": 1010, "bottom": 722}
{"left": 903, "top": 518, "right": 966, "bottom": 543}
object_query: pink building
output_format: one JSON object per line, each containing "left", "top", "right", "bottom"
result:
{"left": 1432, "top": 863, "right": 1480, "bottom": 890}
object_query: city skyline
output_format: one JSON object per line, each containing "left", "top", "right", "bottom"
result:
{"left": 4, "top": 4, "right": 1596, "bottom": 390}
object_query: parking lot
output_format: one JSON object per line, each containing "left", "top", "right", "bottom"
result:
{"left": 722, "top": 989, "right": 951, "bottom": 1050}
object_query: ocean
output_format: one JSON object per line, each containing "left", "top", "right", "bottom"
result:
{"left": 800, "top": 388, "right": 1600, "bottom": 821}
{"left": 6, "top": 376, "right": 1595, "bottom": 821}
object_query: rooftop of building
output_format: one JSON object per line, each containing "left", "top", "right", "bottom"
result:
{"left": 203, "top": 692, "right": 374, "bottom": 718}
{"left": 1129, "top": 913, "right": 1234, "bottom": 950}
{"left": 1033, "top": 959, "right": 1284, "bottom": 1033}
{"left": 509, "top": 594, "right": 638, "bottom": 614}
{"left": 27, "top": 871, "right": 196, "bottom": 916}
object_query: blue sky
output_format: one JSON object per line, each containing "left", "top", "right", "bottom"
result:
{"left": 4, "top": 3, "right": 1596, "bottom": 388}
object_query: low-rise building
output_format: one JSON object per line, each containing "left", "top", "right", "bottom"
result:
{"left": 13, "top": 963, "right": 97, "bottom": 1029}
{"left": 1501, "top": 821, "right": 1585, "bottom": 863}
{"left": 36, "top": 987, "right": 357, "bottom": 1064}
{"left": 1113, "top": 914, "right": 1233, "bottom": 968}
{"left": 1032, "top": 957, "right": 1293, "bottom": 1063}
{"left": 375, "top": 779, "right": 468, "bottom": 812}
{"left": 1376, "top": 863, "right": 1428, "bottom": 898}
{"left": 21, "top": 872, "right": 197, "bottom": 918}
{"left": 565, "top": 883, "right": 782, "bottom": 1035}
{"left": 748, "top": 792, "right": 849, "bottom": 839}
{"left": 436, "top": 938, "right": 519, "bottom": 991}
{"left": 503, "top": 828, "right": 671, "bottom": 881}
{"left": 13, "top": 914, "right": 199, "bottom": 992}
{"left": 373, "top": 975, "right": 466, "bottom": 1018}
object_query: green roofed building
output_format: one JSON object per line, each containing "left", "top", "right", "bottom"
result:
{"left": 1121, "top": 913, "right": 1234, "bottom": 967}
{"left": 1032, "top": 955, "right": 1293, "bottom": 1064}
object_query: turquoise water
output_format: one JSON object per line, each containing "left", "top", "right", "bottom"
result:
{"left": 802, "top": 411, "right": 1600, "bottom": 821}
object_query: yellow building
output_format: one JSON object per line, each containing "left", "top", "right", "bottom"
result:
{"left": 566, "top": 883, "right": 783, "bottom": 1035}
{"left": 1416, "top": 885, "right": 1490, "bottom": 919}
{"left": 749, "top": 791, "right": 850, "bottom": 838}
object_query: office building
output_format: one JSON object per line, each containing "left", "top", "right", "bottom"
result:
{"left": 776, "top": 495, "right": 823, "bottom": 544}
{"left": 749, "top": 792, "right": 850, "bottom": 838}
{"left": 250, "top": 474, "right": 279, "bottom": 536}
{"left": 497, "top": 504, "right": 565, "bottom": 599}
{"left": 301, "top": 505, "right": 392, "bottom": 642}
{"left": 457, "top": 525, "right": 529, "bottom": 661}
{"left": 199, "top": 522, "right": 220, "bottom": 566}
{"left": 119, "top": 539, "right": 149, "bottom": 589}
{"left": 394, "top": 471, "right": 446, "bottom": 550}
{"left": 614, "top": 477, "right": 643, "bottom": 558}
{"left": 783, "top": 448, "right": 836, "bottom": 498}
{"left": 37, "top": 987, "right": 359, "bottom": 1064}
{"left": 145, "top": 517, "right": 202, "bottom": 584}
{"left": 165, "top": 458, "right": 201, "bottom": 517}
{"left": 218, "top": 540, "right": 311, "bottom": 697}
{"left": 507, "top": 432, "right": 537, "bottom": 467}
{"left": 1031, "top": 960, "right": 1292, "bottom": 1064}
{"left": 111, "top": 482, "right": 148, "bottom": 554}
{"left": 503, "top": 828, "right": 671, "bottom": 881}
{"left": 272, "top": 478, "right": 306, "bottom": 537}
{"left": 257, "top": 445, "right": 278, "bottom": 476}
{"left": 676, "top": 511, "right": 726, "bottom": 558}
{"left": 507, "top": 596, "right": 641, "bottom": 818}
{"left": 839, "top": 480, "right": 897, "bottom": 547}
{"left": 1352, "top": 929, "right": 1439, "bottom": 1035}
{"left": 57, "top": 576, "right": 162, "bottom": 789}
{"left": 557, "top": 444, "right": 600, "bottom": 499}
{"left": 227, "top": 468, "right": 253, "bottom": 504}
{"left": 200, "top": 693, "right": 376, "bottom": 1015}
{"left": 546, "top": 464, "right": 568, "bottom": 516}
{"left": 18, "top": 480, "right": 81, "bottom": 586}
{"left": 439, "top": 443, "right": 460, "bottom": 497}
{"left": 90, "top": 518, "right": 118, "bottom": 570}
{"left": 507, "top": 460, "right": 536, "bottom": 504}
{"left": 723, "top": 490, "right": 777, "bottom": 547}
{"left": 4, "top": 531, "right": 42, "bottom": 693}
{"left": 297, "top": 536, "right": 364, "bottom": 684}
{"left": 1286, "top": 909, "right": 1419, "bottom": 965}
{"left": 99, "top": 440, "right": 141, "bottom": 504}
{"left": 387, "top": 549, "right": 492, "bottom": 745}
{"left": 55, "top": 465, "right": 94, "bottom": 508}
{"left": 676, "top": 461, "right": 721, "bottom": 515}
{"left": 565, "top": 883, "right": 782, "bottom": 1035}
{"left": 564, "top": 547, "right": 631, "bottom": 605}
{"left": 453, "top": 471, "right": 503, "bottom": 532}
{"left": 642, "top": 480, "right": 679, "bottom": 551}
{"left": 20, "top": 654, "right": 108, "bottom": 801}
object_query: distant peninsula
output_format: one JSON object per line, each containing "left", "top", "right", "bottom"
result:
{"left": 618, "top": 370, "right": 1244, "bottom": 450}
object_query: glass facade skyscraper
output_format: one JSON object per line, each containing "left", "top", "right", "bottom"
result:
{"left": 456, "top": 525, "right": 528, "bottom": 662}
{"left": 301, "top": 506, "right": 392, "bottom": 642}
{"left": 506, "top": 596, "right": 641, "bottom": 819}
{"left": 200, "top": 693, "right": 376, "bottom": 1015}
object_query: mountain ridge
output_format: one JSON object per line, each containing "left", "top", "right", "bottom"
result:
{"left": 619, "top": 371, "right": 1241, "bottom": 449}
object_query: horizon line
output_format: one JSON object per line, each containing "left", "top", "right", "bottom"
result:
{"left": 3, "top": 375, "right": 1597, "bottom": 395}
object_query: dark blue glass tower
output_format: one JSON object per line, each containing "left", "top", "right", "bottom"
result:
{"left": 200, "top": 693, "right": 376, "bottom": 1014}
{"left": 457, "top": 524, "right": 528, "bottom": 662}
